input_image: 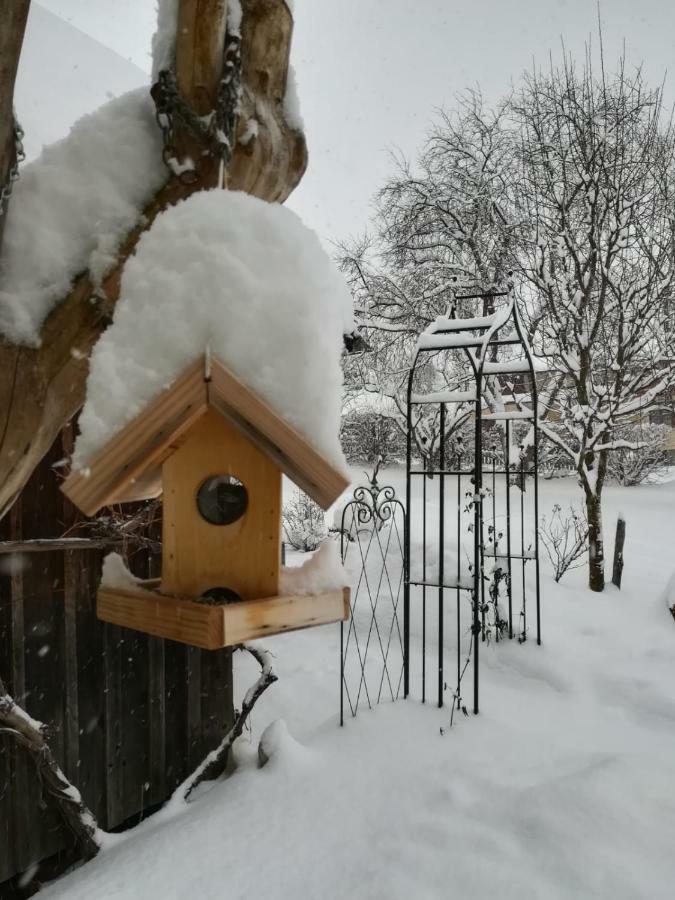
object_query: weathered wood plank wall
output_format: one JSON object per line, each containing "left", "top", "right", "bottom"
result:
{"left": 0, "top": 425, "right": 234, "bottom": 889}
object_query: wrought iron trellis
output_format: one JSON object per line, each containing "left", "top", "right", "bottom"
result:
{"left": 340, "top": 470, "right": 406, "bottom": 725}
{"left": 404, "top": 287, "right": 542, "bottom": 716}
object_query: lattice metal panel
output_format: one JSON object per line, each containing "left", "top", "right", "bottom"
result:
{"left": 339, "top": 478, "right": 406, "bottom": 724}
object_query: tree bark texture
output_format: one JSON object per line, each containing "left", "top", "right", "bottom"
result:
{"left": 585, "top": 490, "right": 605, "bottom": 593}
{"left": 0, "top": 0, "right": 307, "bottom": 521}
{"left": 0, "top": 1, "right": 30, "bottom": 253}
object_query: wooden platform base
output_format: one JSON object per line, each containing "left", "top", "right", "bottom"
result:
{"left": 97, "top": 582, "right": 350, "bottom": 650}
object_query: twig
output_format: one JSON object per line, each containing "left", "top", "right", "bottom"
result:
{"left": 173, "top": 644, "right": 277, "bottom": 804}
{"left": 0, "top": 538, "right": 124, "bottom": 554}
{"left": 540, "top": 503, "right": 589, "bottom": 582}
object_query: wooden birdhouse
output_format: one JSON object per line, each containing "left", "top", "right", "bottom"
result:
{"left": 61, "top": 354, "right": 351, "bottom": 649}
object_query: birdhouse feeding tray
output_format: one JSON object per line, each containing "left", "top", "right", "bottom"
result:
{"left": 61, "top": 354, "right": 351, "bottom": 648}
{"left": 96, "top": 580, "right": 350, "bottom": 651}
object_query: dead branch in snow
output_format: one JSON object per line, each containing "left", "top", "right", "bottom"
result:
{"left": 175, "top": 643, "right": 277, "bottom": 804}
{"left": 62, "top": 498, "right": 163, "bottom": 554}
{"left": 0, "top": 642, "right": 276, "bottom": 862}
{"left": 0, "top": 674, "right": 102, "bottom": 861}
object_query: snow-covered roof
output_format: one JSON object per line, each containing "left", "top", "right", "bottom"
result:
{"left": 72, "top": 189, "right": 353, "bottom": 480}
{"left": 62, "top": 354, "right": 350, "bottom": 515}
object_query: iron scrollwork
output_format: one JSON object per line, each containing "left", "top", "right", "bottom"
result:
{"left": 339, "top": 469, "right": 406, "bottom": 725}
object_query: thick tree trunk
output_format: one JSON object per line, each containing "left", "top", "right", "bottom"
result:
{"left": 585, "top": 489, "right": 605, "bottom": 592}
{"left": 0, "top": 0, "right": 307, "bottom": 520}
{"left": 0, "top": 1, "right": 30, "bottom": 252}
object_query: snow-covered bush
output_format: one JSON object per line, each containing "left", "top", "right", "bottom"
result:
{"left": 538, "top": 437, "right": 575, "bottom": 478}
{"left": 539, "top": 504, "right": 589, "bottom": 583}
{"left": 340, "top": 410, "right": 405, "bottom": 465}
{"left": 606, "top": 424, "right": 669, "bottom": 486}
{"left": 282, "top": 490, "right": 328, "bottom": 553}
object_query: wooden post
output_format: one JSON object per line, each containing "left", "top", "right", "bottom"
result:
{"left": 612, "top": 516, "right": 626, "bottom": 589}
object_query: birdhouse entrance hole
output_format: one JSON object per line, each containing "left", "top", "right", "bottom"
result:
{"left": 196, "top": 475, "right": 248, "bottom": 525}
{"left": 200, "top": 586, "right": 243, "bottom": 605}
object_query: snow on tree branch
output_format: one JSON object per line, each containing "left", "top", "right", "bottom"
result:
{"left": 0, "top": 676, "right": 103, "bottom": 860}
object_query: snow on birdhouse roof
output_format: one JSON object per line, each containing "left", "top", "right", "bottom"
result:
{"left": 62, "top": 354, "right": 350, "bottom": 515}
{"left": 71, "top": 189, "right": 352, "bottom": 490}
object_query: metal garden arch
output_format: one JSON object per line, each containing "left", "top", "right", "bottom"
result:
{"left": 404, "top": 287, "right": 542, "bottom": 715}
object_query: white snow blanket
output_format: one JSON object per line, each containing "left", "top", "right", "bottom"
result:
{"left": 73, "top": 189, "right": 353, "bottom": 472}
{"left": 0, "top": 88, "right": 164, "bottom": 345}
{"left": 38, "top": 470, "right": 675, "bottom": 900}
{"left": 279, "top": 540, "right": 345, "bottom": 595}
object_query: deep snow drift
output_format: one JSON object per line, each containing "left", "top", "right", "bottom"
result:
{"left": 39, "top": 472, "right": 675, "bottom": 900}
{"left": 72, "top": 190, "right": 353, "bottom": 471}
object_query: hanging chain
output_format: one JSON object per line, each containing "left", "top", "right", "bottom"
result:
{"left": 0, "top": 112, "right": 25, "bottom": 219}
{"left": 151, "top": 29, "right": 242, "bottom": 184}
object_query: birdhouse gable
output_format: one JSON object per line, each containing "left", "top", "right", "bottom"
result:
{"left": 61, "top": 353, "right": 350, "bottom": 517}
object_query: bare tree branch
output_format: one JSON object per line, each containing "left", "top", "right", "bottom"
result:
{"left": 0, "top": 674, "right": 102, "bottom": 860}
{"left": 170, "top": 644, "right": 277, "bottom": 805}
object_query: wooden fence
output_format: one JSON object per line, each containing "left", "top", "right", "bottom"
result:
{"left": 0, "top": 426, "right": 233, "bottom": 889}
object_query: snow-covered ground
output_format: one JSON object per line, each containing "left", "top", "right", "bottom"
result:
{"left": 42, "top": 471, "right": 675, "bottom": 899}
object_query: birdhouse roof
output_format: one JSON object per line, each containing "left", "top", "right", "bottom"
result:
{"left": 61, "top": 354, "right": 350, "bottom": 516}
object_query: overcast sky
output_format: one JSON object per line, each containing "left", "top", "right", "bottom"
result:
{"left": 27, "top": 0, "right": 675, "bottom": 244}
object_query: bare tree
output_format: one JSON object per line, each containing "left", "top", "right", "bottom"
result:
{"left": 339, "top": 92, "right": 520, "bottom": 464}
{"left": 342, "top": 59, "right": 675, "bottom": 591}
{"left": 515, "top": 56, "right": 675, "bottom": 590}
